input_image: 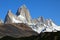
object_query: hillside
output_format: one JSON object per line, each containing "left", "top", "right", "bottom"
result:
{"left": 0, "top": 32, "right": 60, "bottom": 40}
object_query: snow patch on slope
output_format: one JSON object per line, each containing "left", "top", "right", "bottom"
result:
{"left": 29, "top": 24, "right": 47, "bottom": 34}
{"left": 11, "top": 15, "right": 27, "bottom": 23}
{"left": 18, "top": 15, "right": 25, "bottom": 20}
{"left": 12, "top": 17, "right": 22, "bottom": 23}
{"left": 18, "top": 15, "right": 27, "bottom": 23}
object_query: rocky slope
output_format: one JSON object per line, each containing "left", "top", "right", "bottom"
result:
{"left": 0, "top": 23, "right": 38, "bottom": 38}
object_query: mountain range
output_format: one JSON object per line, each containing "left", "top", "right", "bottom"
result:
{"left": 0, "top": 5, "right": 60, "bottom": 38}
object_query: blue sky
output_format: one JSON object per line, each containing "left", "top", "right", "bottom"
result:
{"left": 0, "top": 0, "right": 60, "bottom": 25}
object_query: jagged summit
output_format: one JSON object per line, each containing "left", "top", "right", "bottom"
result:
{"left": 8, "top": 10, "right": 12, "bottom": 13}
{"left": 16, "top": 5, "right": 32, "bottom": 23}
{"left": 16, "top": 4, "right": 27, "bottom": 16}
{"left": 37, "top": 16, "right": 45, "bottom": 24}
{"left": 4, "top": 10, "right": 17, "bottom": 23}
{"left": 20, "top": 4, "right": 27, "bottom": 9}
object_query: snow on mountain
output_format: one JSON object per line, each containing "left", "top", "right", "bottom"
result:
{"left": 50, "top": 19, "right": 60, "bottom": 31}
{"left": 3, "top": 5, "right": 60, "bottom": 34}
{"left": 29, "top": 17, "right": 60, "bottom": 34}
{"left": 12, "top": 17, "right": 22, "bottom": 23}
{"left": 18, "top": 15, "right": 27, "bottom": 23}
{"left": 30, "top": 24, "right": 47, "bottom": 33}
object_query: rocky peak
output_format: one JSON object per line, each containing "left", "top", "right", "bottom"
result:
{"left": 0, "top": 19, "right": 4, "bottom": 23}
{"left": 45, "top": 19, "right": 52, "bottom": 26}
{"left": 37, "top": 16, "right": 45, "bottom": 24}
{"left": 16, "top": 5, "right": 32, "bottom": 23}
{"left": 7, "top": 10, "right": 16, "bottom": 17}
{"left": 8, "top": 10, "right": 11, "bottom": 13}
{"left": 40, "top": 16, "right": 44, "bottom": 23}
{"left": 16, "top": 5, "right": 26, "bottom": 16}
{"left": 4, "top": 10, "right": 17, "bottom": 23}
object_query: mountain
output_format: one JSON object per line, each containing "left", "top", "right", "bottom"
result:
{"left": 3, "top": 5, "right": 60, "bottom": 33}
{"left": 0, "top": 5, "right": 60, "bottom": 39}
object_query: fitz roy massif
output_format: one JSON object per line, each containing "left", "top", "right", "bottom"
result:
{"left": 0, "top": 5, "right": 60, "bottom": 38}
